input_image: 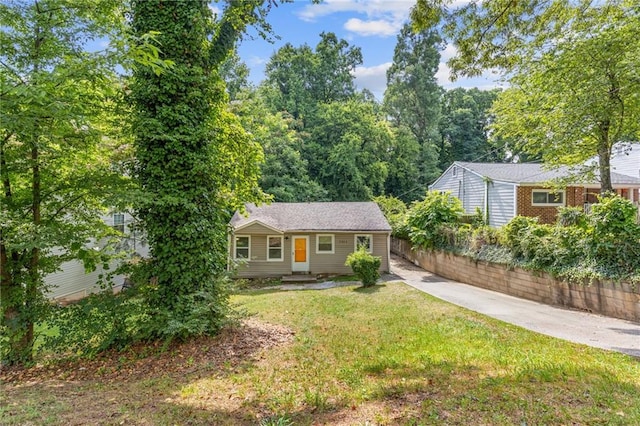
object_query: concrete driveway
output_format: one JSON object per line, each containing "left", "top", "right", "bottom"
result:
{"left": 389, "top": 254, "right": 640, "bottom": 358}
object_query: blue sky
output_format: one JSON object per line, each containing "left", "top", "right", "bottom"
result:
{"left": 228, "top": 0, "right": 504, "bottom": 100}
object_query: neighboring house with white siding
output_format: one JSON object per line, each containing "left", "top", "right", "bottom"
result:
{"left": 229, "top": 202, "right": 391, "bottom": 278}
{"left": 429, "top": 162, "right": 640, "bottom": 227}
{"left": 610, "top": 143, "right": 640, "bottom": 180}
{"left": 45, "top": 212, "right": 149, "bottom": 303}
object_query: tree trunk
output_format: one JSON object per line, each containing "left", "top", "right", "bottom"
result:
{"left": 598, "top": 120, "right": 613, "bottom": 194}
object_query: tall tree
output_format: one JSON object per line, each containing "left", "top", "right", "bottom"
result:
{"left": 230, "top": 90, "right": 328, "bottom": 201}
{"left": 411, "top": 0, "right": 640, "bottom": 192}
{"left": 262, "top": 32, "right": 362, "bottom": 123}
{"left": 129, "top": 1, "right": 269, "bottom": 328}
{"left": 304, "top": 100, "right": 390, "bottom": 201}
{"left": 219, "top": 50, "right": 251, "bottom": 101}
{"left": 0, "top": 0, "right": 130, "bottom": 364}
{"left": 438, "top": 88, "right": 502, "bottom": 167}
{"left": 384, "top": 23, "right": 442, "bottom": 185}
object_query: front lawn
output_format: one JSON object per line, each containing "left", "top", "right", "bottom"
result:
{"left": 2, "top": 282, "right": 639, "bottom": 425}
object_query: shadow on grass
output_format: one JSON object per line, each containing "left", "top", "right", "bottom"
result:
{"left": 353, "top": 284, "right": 386, "bottom": 294}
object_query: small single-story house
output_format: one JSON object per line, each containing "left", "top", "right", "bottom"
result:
{"left": 229, "top": 202, "right": 391, "bottom": 278}
{"left": 429, "top": 162, "right": 640, "bottom": 227}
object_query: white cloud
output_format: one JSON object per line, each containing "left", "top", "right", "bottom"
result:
{"left": 209, "top": 5, "right": 221, "bottom": 16}
{"left": 297, "top": 0, "right": 412, "bottom": 37}
{"left": 352, "top": 62, "right": 392, "bottom": 98}
{"left": 436, "top": 44, "right": 505, "bottom": 90}
{"left": 247, "top": 55, "right": 267, "bottom": 67}
{"left": 344, "top": 18, "right": 400, "bottom": 37}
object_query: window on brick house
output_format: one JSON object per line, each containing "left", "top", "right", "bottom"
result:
{"left": 532, "top": 189, "right": 565, "bottom": 206}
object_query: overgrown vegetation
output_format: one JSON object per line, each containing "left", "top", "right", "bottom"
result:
{"left": 380, "top": 191, "right": 640, "bottom": 285}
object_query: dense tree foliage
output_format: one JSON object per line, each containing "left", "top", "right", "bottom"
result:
{"left": 303, "top": 100, "right": 392, "bottom": 201}
{"left": 129, "top": 0, "right": 269, "bottom": 333}
{"left": 438, "top": 88, "right": 503, "bottom": 167}
{"left": 262, "top": 32, "right": 362, "bottom": 123}
{"left": 411, "top": 0, "right": 640, "bottom": 191}
{"left": 230, "top": 91, "right": 328, "bottom": 202}
{"left": 383, "top": 23, "right": 443, "bottom": 191}
{"left": 0, "top": 0, "right": 135, "bottom": 364}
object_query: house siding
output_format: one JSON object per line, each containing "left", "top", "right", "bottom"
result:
{"left": 232, "top": 232, "right": 390, "bottom": 278}
{"left": 430, "top": 164, "right": 485, "bottom": 215}
{"left": 461, "top": 169, "right": 485, "bottom": 214}
{"left": 611, "top": 144, "right": 640, "bottom": 178}
{"left": 517, "top": 186, "right": 584, "bottom": 224}
{"left": 45, "top": 212, "right": 145, "bottom": 302}
{"left": 487, "top": 181, "right": 516, "bottom": 227}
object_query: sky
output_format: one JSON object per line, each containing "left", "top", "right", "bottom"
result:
{"left": 230, "top": 0, "right": 505, "bottom": 100}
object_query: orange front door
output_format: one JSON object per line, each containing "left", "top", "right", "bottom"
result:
{"left": 294, "top": 237, "right": 306, "bottom": 262}
{"left": 292, "top": 236, "right": 309, "bottom": 272}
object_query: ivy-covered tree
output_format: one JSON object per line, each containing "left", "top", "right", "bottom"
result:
{"left": 0, "top": 0, "right": 132, "bottom": 364}
{"left": 129, "top": 1, "right": 269, "bottom": 330}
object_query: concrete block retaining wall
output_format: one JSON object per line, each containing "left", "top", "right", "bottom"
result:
{"left": 391, "top": 237, "right": 640, "bottom": 323}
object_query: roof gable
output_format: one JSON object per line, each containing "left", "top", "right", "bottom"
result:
{"left": 230, "top": 202, "right": 392, "bottom": 232}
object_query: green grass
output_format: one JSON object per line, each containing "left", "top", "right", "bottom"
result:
{"left": 2, "top": 282, "right": 639, "bottom": 425}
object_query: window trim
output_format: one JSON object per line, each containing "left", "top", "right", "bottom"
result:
{"left": 113, "top": 213, "right": 125, "bottom": 233}
{"left": 266, "top": 235, "right": 284, "bottom": 261}
{"left": 316, "top": 234, "right": 335, "bottom": 254}
{"left": 354, "top": 234, "right": 373, "bottom": 253}
{"left": 234, "top": 235, "right": 251, "bottom": 260}
{"left": 531, "top": 189, "right": 565, "bottom": 207}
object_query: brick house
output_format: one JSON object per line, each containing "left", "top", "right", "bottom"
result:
{"left": 429, "top": 162, "right": 640, "bottom": 226}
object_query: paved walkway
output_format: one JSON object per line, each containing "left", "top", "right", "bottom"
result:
{"left": 388, "top": 254, "right": 640, "bottom": 358}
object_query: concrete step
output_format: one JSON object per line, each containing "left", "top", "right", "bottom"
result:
{"left": 281, "top": 274, "right": 318, "bottom": 283}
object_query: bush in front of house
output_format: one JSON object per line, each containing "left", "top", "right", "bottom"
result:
{"left": 345, "top": 247, "right": 381, "bottom": 287}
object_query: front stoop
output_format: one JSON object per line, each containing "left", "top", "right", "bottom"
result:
{"left": 281, "top": 274, "right": 318, "bottom": 283}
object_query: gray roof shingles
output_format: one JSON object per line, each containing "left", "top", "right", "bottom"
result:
{"left": 456, "top": 162, "right": 640, "bottom": 185}
{"left": 230, "top": 202, "right": 392, "bottom": 232}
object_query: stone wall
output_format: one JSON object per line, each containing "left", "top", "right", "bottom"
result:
{"left": 391, "top": 237, "right": 640, "bottom": 322}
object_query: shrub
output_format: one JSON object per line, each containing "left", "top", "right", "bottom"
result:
{"left": 345, "top": 247, "right": 381, "bottom": 287}
{"left": 406, "top": 191, "right": 464, "bottom": 249}
{"left": 373, "top": 195, "right": 409, "bottom": 239}
{"left": 501, "top": 216, "right": 539, "bottom": 258}
{"left": 587, "top": 195, "right": 640, "bottom": 275}
{"left": 41, "top": 289, "right": 154, "bottom": 358}
{"left": 556, "top": 206, "right": 587, "bottom": 227}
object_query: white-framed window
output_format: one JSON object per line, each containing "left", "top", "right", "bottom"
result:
{"left": 452, "top": 166, "right": 458, "bottom": 177}
{"left": 532, "top": 189, "right": 565, "bottom": 206}
{"left": 113, "top": 213, "right": 125, "bottom": 233}
{"left": 234, "top": 235, "right": 250, "bottom": 260}
{"left": 316, "top": 234, "right": 334, "bottom": 254}
{"left": 354, "top": 234, "right": 373, "bottom": 253}
{"left": 267, "top": 235, "right": 283, "bottom": 261}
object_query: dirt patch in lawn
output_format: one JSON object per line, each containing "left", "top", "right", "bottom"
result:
{"left": 1, "top": 319, "right": 295, "bottom": 385}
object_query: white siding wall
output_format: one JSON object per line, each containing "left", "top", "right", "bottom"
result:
{"left": 461, "top": 170, "right": 485, "bottom": 214}
{"left": 430, "top": 165, "right": 462, "bottom": 195}
{"left": 431, "top": 165, "right": 485, "bottom": 215}
{"left": 611, "top": 144, "right": 640, "bottom": 178}
{"left": 45, "top": 212, "right": 146, "bottom": 302}
{"left": 488, "top": 181, "right": 516, "bottom": 227}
